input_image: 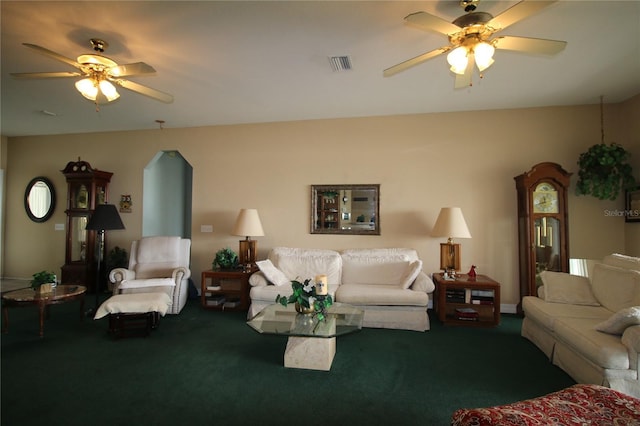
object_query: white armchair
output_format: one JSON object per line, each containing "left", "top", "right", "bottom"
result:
{"left": 109, "top": 236, "right": 191, "bottom": 314}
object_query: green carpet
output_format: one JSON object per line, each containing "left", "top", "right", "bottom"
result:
{"left": 1, "top": 298, "right": 574, "bottom": 425}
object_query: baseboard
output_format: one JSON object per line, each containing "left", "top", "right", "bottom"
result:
{"left": 500, "top": 304, "right": 518, "bottom": 314}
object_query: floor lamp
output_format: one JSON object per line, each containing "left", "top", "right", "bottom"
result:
{"left": 85, "top": 204, "right": 125, "bottom": 315}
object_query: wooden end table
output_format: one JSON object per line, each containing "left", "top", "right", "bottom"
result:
{"left": 201, "top": 268, "right": 257, "bottom": 311}
{"left": 2, "top": 285, "right": 87, "bottom": 337}
{"left": 433, "top": 273, "right": 501, "bottom": 327}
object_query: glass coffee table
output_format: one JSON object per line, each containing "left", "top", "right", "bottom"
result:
{"left": 247, "top": 302, "right": 364, "bottom": 371}
{"left": 2, "top": 285, "right": 86, "bottom": 337}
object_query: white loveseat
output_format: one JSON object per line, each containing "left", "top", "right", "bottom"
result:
{"left": 521, "top": 253, "right": 640, "bottom": 395}
{"left": 109, "top": 236, "right": 191, "bottom": 314}
{"left": 248, "top": 247, "right": 435, "bottom": 331}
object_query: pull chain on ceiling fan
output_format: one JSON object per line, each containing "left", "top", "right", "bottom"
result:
{"left": 11, "top": 38, "right": 173, "bottom": 108}
{"left": 384, "top": 0, "right": 567, "bottom": 88}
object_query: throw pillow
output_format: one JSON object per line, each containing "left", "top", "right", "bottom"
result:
{"left": 540, "top": 270, "right": 600, "bottom": 306}
{"left": 400, "top": 260, "right": 423, "bottom": 290}
{"left": 256, "top": 259, "right": 289, "bottom": 286}
{"left": 595, "top": 306, "right": 640, "bottom": 335}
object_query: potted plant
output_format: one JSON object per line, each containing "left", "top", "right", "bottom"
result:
{"left": 30, "top": 270, "right": 56, "bottom": 293}
{"left": 276, "top": 278, "right": 333, "bottom": 321}
{"left": 576, "top": 143, "right": 636, "bottom": 200}
{"left": 106, "top": 246, "right": 128, "bottom": 290}
{"left": 212, "top": 247, "right": 239, "bottom": 270}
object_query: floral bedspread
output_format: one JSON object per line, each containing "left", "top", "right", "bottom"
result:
{"left": 451, "top": 384, "right": 640, "bottom": 425}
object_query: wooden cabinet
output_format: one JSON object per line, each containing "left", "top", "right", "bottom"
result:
{"left": 514, "top": 162, "right": 571, "bottom": 310}
{"left": 201, "top": 269, "right": 257, "bottom": 311}
{"left": 61, "top": 159, "right": 113, "bottom": 292}
{"left": 433, "top": 273, "right": 501, "bottom": 327}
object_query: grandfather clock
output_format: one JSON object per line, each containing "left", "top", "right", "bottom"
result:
{"left": 514, "top": 162, "right": 571, "bottom": 309}
{"left": 61, "top": 159, "right": 113, "bottom": 292}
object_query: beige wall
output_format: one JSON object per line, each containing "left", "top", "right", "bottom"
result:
{"left": 4, "top": 96, "right": 639, "bottom": 309}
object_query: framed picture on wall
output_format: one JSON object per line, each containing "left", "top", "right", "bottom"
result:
{"left": 625, "top": 186, "right": 640, "bottom": 223}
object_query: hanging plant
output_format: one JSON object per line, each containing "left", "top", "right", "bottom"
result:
{"left": 575, "top": 143, "right": 635, "bottom": 200}
{"left": 575, "top": 97, "right": 636, "bottom": 201}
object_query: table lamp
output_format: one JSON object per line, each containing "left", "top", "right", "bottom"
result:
{"left": 232, "top": 208, "right": 264, "bottom": 267}
{"left": 431, "top": 207, "right": 471, "bottom": 277}
{"left": 86, "top": 204, "right": 125, "bottom": 315}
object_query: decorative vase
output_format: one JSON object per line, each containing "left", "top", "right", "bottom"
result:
{"left": 295, "top": 302, "right": 314, "bottom": 314}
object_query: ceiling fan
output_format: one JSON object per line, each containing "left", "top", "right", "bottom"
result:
{"left": 11, "top": 38, "right": 173, "bottom": 105}
{"left": 383, "top": 0, "right": 567, "bottom": 88}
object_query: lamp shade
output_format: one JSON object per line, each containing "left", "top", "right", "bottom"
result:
{"left": 431, "top": 207, "right": 471, "bottom": 239}
{"left": 232, "top": 209, "right": 264, "bottom": 237}
{"left": 86, "top": 204, "right": 125, "bottom": 231}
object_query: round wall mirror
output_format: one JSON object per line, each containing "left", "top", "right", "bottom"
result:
{"left": 24, "top": 177, "right": 56, "bottom": 222}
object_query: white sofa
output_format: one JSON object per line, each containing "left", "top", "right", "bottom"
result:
{"left": 109, "top": 236, "right": 191, "bottom": 314}
{"left": 248, "top": 247, "right": 435, "bottom": 331}
{"left": 521, "top": 253, "right": 640, "bottom": 396}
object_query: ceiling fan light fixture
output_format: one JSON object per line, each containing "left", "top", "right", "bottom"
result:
{"left": 474, "top": 41, "right": 495, "bottom": 71}
{"left": 75, "top": 78, "right": 98, "bottom": 101}
{"left": 99, "top": 80, "right": 120, "bottom": 101}
{"left": 447, "top": 46, "right": 468, "bottom": 75}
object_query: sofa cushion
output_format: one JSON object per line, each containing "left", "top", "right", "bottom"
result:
{"left": 595, "top": 306, "right": 640, "bottom": 335}
{"left": 269, "top": 247, "right": 342, "bottom": 285}
{"left": 256, "top": 259, "right": 289, "bottom": 286}
{"left": 342, "top": 257, "right": 410, "bottom": 286}
{"left": 522, "top": 296, "right": 611, "bottom": 332}
{"left": 336, "top": 284, "right": 428, "bottom": 306}
{"left": 400, "top": 260, "right": 423, "bottom": 289}
{"left": 591, "top": 264, "right": 640, "bottom": 312}
{"left": 554, "top": 317, "right": 630, "bottom": 370}
{"left": 539, "top": 271, "right": 600, "bottom": 306}
{"left": 136, "top": 236, "right": 181, "bottom": 263}
{"left": 602, "top": 254, "right": 640, "bottom": 272}
{"left": 340, "top": 248, "right": 419, "bottom": 261}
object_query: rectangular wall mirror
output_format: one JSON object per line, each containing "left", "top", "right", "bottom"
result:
{"left": 311, "top": 184, "right": 380, "bottom": 235}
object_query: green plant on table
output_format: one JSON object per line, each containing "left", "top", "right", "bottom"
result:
{"left": 30, "top": 270, "right": 56, "bottom": 289}
{"left": 276, "top": 278, "right": 333, "bottom": 321}
{"left": 213, "top": 247, "right": 239, "bottom": 270}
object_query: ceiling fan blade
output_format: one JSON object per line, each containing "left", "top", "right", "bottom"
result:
{"left": 454, "top": 54, "right": 474, "bottom": 89}
{"left": 114, "top": 79, "right": 174, "bottom": 103}
{"left": 109, "top": 62, "right": 157, "bottom": 77}
{"left": 494, "top": 36, "right": 567, "bottom": 55}
{"left": 383, "top": 47, "right": 450, "bottom": 77}
{"left": 487, "top": 1, "right": 557, "bottom": 31}
{"left": 11, "top": 71, "right": 81, "bottom": 79}
{"left": 405, "top": 11, "right": 462, "bottom": 35}
{"left": 22, "top": 43, "right": 82, "bottom": 69}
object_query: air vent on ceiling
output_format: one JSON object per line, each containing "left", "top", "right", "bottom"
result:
{"left": 328, "top": 55, "right": 353, "bottom": 72}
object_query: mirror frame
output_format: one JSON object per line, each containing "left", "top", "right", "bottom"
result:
{"left": 310, "top": 184, "right": 380, "bottom": 235}
{"left": 24, "top": 176, "right": 56, "bottom": 223}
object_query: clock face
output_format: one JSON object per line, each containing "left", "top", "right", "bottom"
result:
{"left": 533, "top": 183, "right": 559, "bottom": 213}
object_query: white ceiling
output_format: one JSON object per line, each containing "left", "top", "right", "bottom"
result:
{"left": 2, "top": 1, "right": 639, "bottom": 137}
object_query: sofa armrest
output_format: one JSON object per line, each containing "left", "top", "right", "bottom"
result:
{"left": 249, "top": 271, "right": 269, "bottom": 287}
{"left": 109, "top": 268, "right": 135, "bottom": 283}
{"left": 622, "top": 325, "right": 640, "bottom": 355}
{"left": 172, "top": 266, "right": 191, "bottom": 282}
{"left": 410, "top": 272, "right": 435, "bottom": 293}
{"left": 622, "top": 325, "right": 640, "bottom": 375}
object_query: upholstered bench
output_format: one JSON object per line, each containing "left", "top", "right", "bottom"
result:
{"left": 94, "top": 293, "right": 172, "bottom": 338}
{"left": 451, "top": 384, "right": 640, "bottom": 425}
